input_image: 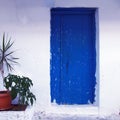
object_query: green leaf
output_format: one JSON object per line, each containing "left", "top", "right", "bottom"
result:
{"left": 5, "top": 39, "right": 14, "bottom": 52}
{"left": 4, "top": 58, "right": 14, "bottom": 71}
{"left": 4, "top": 74, "right": 36, "bottom": 105}
{"left": 0, "top": 33, "right": 19, "bottom": 72}
{"left": 5, "top": 51, "right": 15, "bottom": 57}
{"left": 6, "top": 58, "right": 19, "bottom": 64}
{"left": 11, "top": 87, "right": 18, "bottom": 100}
{"left": 30, "top": 98, "right": 33, "bottom": 105}
{"left": 2, "top": 33, "right": 5, "bottom": 52}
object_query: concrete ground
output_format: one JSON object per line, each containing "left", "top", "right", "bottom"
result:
{"left": 32, "top": 112, "right": 120, "bottom": 120}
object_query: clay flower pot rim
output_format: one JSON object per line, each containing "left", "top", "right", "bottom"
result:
{"left": 0, "top": 91, "right": 10, "bottom": 97}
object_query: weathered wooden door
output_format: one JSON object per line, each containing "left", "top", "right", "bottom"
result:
{"left": 51, "top": 8, "right": 96, "bottom": 104}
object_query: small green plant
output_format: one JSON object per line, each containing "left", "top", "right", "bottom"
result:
{"left": 4, "top": 74, "right": 36, "bottom": 105}
{"left": 0, "top": 33, "right": 18, "bottom": 89}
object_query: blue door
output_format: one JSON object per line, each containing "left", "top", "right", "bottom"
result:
{"left": 51, "top": 8, "right": 96, "bottom": 104}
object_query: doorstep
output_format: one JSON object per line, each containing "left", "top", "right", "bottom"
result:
{"left": 0, "top": 105, "right": 35, "bottom": 120}
{"left": 33, "top": 105, "right": 99, "bottom": 120}
{"left": 46, "top": 105, "right": 99, "bottom": 115}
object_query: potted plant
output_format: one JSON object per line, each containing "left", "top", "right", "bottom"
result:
{"left": 0, "top": 33, "right": 18, "bottom": 110}
{"left": 4, "top": 74, "right": 36, "bottom": 106}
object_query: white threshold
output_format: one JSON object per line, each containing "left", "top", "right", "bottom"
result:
{"left": 44, "top": 104, "right": 99, "bottom": 116}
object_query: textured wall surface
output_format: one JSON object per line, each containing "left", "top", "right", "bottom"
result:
{"left": 0, "top": 0, "right": 120, "bottom": 115}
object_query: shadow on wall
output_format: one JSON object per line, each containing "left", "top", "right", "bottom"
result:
{"left": 116, "top": 0, "right": 120, "bottom": 7}
{"left": 14, "top": 0, "right": 54, "bottom": 7}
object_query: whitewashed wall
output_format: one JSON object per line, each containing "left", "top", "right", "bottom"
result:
{"left": 0, "top": 0, "right": 120, "bottom": 115}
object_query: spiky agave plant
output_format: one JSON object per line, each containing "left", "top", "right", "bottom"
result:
{"left": 0, "top": 33, "right": 19, "bottom": 89}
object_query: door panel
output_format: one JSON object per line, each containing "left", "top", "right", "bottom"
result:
{"left": 51, "top": 8, "right": 96, "bottom": 104}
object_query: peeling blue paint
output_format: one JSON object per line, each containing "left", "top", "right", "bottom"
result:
{"left": 51, "top": 8, "right": 96, "bottom": 105}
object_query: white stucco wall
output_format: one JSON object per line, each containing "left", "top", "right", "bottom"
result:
{"left": 0, "top": 0, "right": 120, "bottom": 115}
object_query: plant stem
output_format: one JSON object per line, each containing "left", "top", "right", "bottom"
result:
{"left": 0, "top": 64, "right": 5, "bottom": 90}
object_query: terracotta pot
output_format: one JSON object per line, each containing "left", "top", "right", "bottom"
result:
{"left": 0, "top": 91, "right": 12, "bottom": 110}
